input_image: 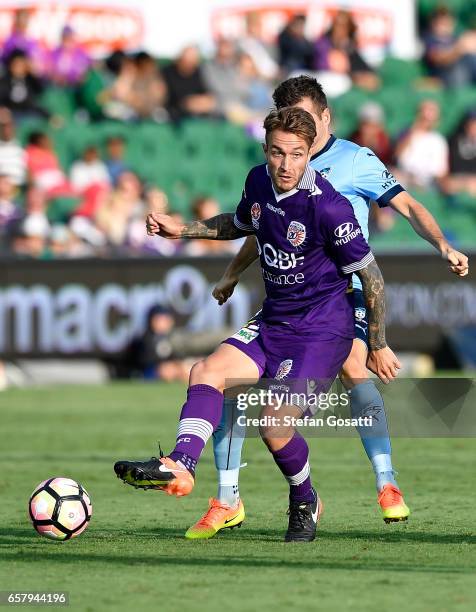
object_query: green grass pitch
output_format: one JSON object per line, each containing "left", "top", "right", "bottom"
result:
{"left": 1, "top": 383, "right": 475, "bottom": 612}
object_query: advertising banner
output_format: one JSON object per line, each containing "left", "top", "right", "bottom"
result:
{"left": 0, "top": 0, "right": 417, "bottom": 61}
{"left": 0, "top": 255, "right": 474, "bottom": 358}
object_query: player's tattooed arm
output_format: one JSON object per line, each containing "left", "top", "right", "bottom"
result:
{"left": 357, "top": 259, "right": 401, "bottom": 383}
{"left": 146, "top": 212, "right": 252, "bottom": 240}
{"left": 180, "top": 213, "right": 252, "bottom": 240}
{"left": 356, "top": 259, "right": 386, "bottom": 350}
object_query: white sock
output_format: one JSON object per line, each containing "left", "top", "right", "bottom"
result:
{"left": 371, "top": 454, "right": 398, "bottom": 491}
{"left": 217, "top": 468, "right": 240, "bottom": 507}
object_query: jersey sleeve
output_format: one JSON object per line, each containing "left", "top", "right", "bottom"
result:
{"left": 322, "top": 192, "right": 374, "bottom": 275}
{"left": 233, "top": 171, "right": 255, "bottom": 232}
{"left": 352, "top": 146, "right": 404, "bottom": 207}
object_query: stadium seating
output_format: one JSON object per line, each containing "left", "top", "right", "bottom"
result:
{"left": 13, "top": 68, "right": 476, "bottom": 239}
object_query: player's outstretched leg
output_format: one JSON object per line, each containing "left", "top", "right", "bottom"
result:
{"left": 185, "top": 397, "right": 246, "bottom": 539}
{"left": 342, "top": 342, "right": 410, "bottom": 522}
{"left": 114, "top": 344, "right": 259, "bottom": 498}
{"left": 114, "top": 383, "right": 222, "bottom": 496}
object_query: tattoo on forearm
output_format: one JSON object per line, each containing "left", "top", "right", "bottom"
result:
{"left": 357, "top": 260, "right": 387, "bottom": 350}
{"left": 180, "top": 213, "right": 252, "bottom": 240}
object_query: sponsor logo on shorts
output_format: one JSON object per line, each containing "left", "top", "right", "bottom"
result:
{"left": 275, "top": 359, "right": 293, "bottom": 380}
{"left": 334, "top": 222, "right": 362, "bottom": 246}
{"left": 232, "top": 327, "right": 259, "bottom": 344}
{"left": 287, "top": 221, "right": 306, "bottom": 247}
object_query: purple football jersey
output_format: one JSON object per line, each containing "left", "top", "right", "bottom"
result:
{"left": 234, "top": 164, "right": 374, "bottom": 338}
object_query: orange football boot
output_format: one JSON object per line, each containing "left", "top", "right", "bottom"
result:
{"left": 185, "top": 498, "right": 245, "bottom": 539}
{"left": 114, "top": 455, "right": 194, "bottom": 497}
{"left": 378, "top": 484, "right": 410, "bottom": 523}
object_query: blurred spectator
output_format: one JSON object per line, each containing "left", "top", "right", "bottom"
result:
{"left": 2, "top": 9, "right": 46, "bottom": 75}
{"left": 100, "top": 51, "right": 168, "bottom": 121}
{"left": 25, "top": 132, "right": 75, "bottom": 196}
{"left": 95, "top": 171, "right": 144, "bottom": 247}
{"left": 130, "top": 52, "right": 168, "bottom": 121}
{"left": 394, "top": 99, "right": 448, "bottom": 189}
{"left": 47, "top": 224, "right": 72, "bottom": 258}
{"left": 226, "top": 53, "right": 273, "bottom": 127}
{"left": 126, "top": 305, "right": 189, "bottom": 382}
{"left": 0, "top": 108, "right": 26, "bottom": 186}
{"left": 0, "top": 174, "right": 21, "bottom": 247}
{"left": 48, "top": 25, "right": 91, "bottom": 87}
{"left": 104, "top": 136, "right": 129, "bottom": 186}
{"left": 100, "top": 55, "right": 138, "bottom": 121}
{"left": 0, "top": 51, "right": 47, "bottom": 121}
{"left": 204, "top": 39, "right": 239, "bottom": 116}
{"left": 443, "top": 110, "right": 476, "bottom": 196}
{"left": 424, "top": 7, "right": 476, "bottom": 88}
{"left": 163, "top": 45, "right": 216, "bottom": 121}
{"left": 314, "top": 11, "right": 380, "bottom": 92}
{"left": 68, "top": 215, "right": 107, "bottom": 256}
{"left": 127, "top": 186, "right": 179, "bottom": 255}
{"left": 277, "top": 15, "right": 314, "bottom": 74}
{"left": 238, "top": 12, "right": 279, "bottom": 81}
{"left": 183, "top": 196, "right": 239, "bottom": 256}
{"left": 10, "top": 186, "right": 50, "bottom": 258}
{"left": 70, "top": 145, "right": 110, "bottom": 192}
{"left": 204, "top": 40, "right": 271, "bottom": 125}
{"left": 350, "top": 102, "right": 392, "bottom": 166}
{"left": 10, "top": 217, "right": 47, "bottom": 258}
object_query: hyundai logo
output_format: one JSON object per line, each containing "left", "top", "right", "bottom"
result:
{"left": 334, "top": 222, "right": 354, "bottom": 238}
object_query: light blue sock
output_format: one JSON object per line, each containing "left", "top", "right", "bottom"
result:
{"left": 349, "top": 380, "right": 398, "bottom": 492}
{"left": 212, "top": 398, "right": 246, "bottom": 507}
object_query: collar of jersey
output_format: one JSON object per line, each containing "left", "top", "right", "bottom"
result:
{"left": 310, "top": 134, "right": 336, "bottom": 161}
{"left": 266, "top": 164, "right": 316, "bottom": 202}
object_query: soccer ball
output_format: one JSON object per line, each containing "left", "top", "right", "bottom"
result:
{"left": 28, "top": 477, "right": 92, "bottom": 541}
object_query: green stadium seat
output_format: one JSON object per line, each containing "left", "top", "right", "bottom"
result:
{"left": 40, "top": 87, "right": 76, "bottom": 120}
{"left": 78, "top": 69, "right": 107, "bottom": 120}
{"left": 47, "top": 196, "right": 80, "bottom": 224}
{"left": 378, "top": 57, "right": 425, "bottom": 86}
{"left": 16, "top": 118, "right": 49, "bottom": 145}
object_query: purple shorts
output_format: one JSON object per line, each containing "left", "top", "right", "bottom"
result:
{"left": 224, "top": 312, "right": 352, "bottom": 411}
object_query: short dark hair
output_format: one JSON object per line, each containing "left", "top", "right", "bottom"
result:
{"left": 28, "top": 131, "right": 47, "bottom": 146}
{"left": 273, "top": 75, "right": 328, "bottom": 116}
{"left": 263, "top": 107, "right": 316, "bottom": 149}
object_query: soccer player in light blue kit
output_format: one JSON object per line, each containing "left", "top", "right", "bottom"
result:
{"left": 185, "top": 76, "right": 469, "bottom": 538}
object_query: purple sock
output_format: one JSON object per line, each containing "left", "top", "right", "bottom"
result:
{"left": 270, "top": 432, "right": 315, "bottom": 503}
{"left": 169, "top": 384, "right": 223, "bottom": 476}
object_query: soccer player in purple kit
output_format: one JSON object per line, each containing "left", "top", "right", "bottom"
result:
{"left": 183, "top": 76, "right": 470, "bottom": 540}
{"left": 114, "top": 106, "right": 399, "bottom": 542}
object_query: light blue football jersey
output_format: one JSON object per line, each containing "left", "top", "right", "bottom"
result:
{"left": 310, "top": 135, "right": 404, "bottom": 289}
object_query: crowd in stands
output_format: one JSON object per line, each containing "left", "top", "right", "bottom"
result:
{"left": 0, "top": 5, "right": 475, "bottom": 258}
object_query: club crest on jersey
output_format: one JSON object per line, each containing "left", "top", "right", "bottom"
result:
{"left": 287, "top": 221, "right": 306, "bottom": 247}
{"left": 319, "top": 167, "right": 331, "bottom": 179}
{"left": 275, "top": 359, "right": 293, "bottom": 380}
{"left": 251, "top": 202, "right": 261, "bottom": 229}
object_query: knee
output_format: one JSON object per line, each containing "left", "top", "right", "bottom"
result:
{"left": 340, "top": 351, "right": 369, "bottom": 388}
{"left": 258, "top": 404, "right": 274, "bottom": 444}
{"left": 189, "top": 358, "right": 224, "bottom": 392}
